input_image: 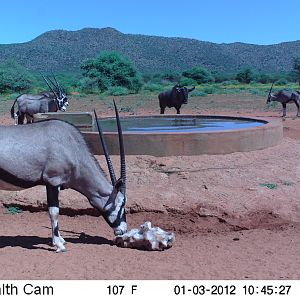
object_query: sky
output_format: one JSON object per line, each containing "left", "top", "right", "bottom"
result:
{"left": 0, "top": 0, "right": 300, "bottom": 45}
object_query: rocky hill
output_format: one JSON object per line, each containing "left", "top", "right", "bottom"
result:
{"left": 0, "top": 27, "right": 299, "bottom": 74}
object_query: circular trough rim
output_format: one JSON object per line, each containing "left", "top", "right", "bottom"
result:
{"left": 33, "top": 112, "right": 283, "bottom": 155}
{"left": 83, "top": 114, "right": 283, "bottom": 156}
{"left": 89, "top": 114, "right": 278, "bottom": 135}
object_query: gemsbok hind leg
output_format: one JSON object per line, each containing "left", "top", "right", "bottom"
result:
{"left": 46, "top": 184, "right": 66, "bottom": 252}
{"left": 17, "top": 112, "right": 25, "bottom": 125}
{"left": 293, "top": 100, "right": 300, "bottom": 117}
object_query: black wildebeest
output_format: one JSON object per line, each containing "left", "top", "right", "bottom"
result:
{"left": 10, "top": 75, "right": 68, "bottom": 124}
{"left": 0, "top": 101, "right": 127, "bottom": 252}
{"left": 158, "top": 85, "right": 195, "bottom": 114}
{"left": 267, "top": 82, "right": 300, "bottom": 117}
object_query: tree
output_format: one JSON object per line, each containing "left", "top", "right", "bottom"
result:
{"left": 0, "top": 60, "right": 33, "bottom": 93}
{"left": 236, "top": 68, "right": 255, "bottom": 84}
{"left": 293, "top": 57, "right": 300, "bottom": 85}
{"left": 80, "top": 51, "right": 142, "bottom": 92}
{"left": 182, "top": 67, "right": 214, "bottom": 84}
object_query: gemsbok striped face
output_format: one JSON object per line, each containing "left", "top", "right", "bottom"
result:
{"left": 104, "top": 190, "right": 127, "bottom": 236}
{"left": 56, "top": 94, "right": 68, "bottom": 112}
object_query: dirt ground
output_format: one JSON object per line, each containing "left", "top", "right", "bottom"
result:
{"left": 1, "top": 93, "right": 300, "bottom": 279}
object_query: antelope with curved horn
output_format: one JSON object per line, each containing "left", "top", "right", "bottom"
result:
{"left": 10, "top": 75, "right": 69, "bottom": 124}
{"left": 0, "top": 101, "right": 127, "bottom": 252}
{"left": 266, "top": 83, "right": 300, "bottom": 117}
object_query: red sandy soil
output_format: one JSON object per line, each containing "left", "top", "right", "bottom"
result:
{"left": 1, "top": 94, "right": 300, "bottom": 279}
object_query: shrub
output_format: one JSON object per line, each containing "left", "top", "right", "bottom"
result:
{"left": 160, "top": 71, "right": 181, "bottom": 82}
{"left": 213, "top": 72, "right": 235, "bottom": 83}
{"left": 236, "top": 68, "right": 255, "bottom": 84}
{"left": 257, "top": 73, "right": 272, "bottom": 84}
{"left": 202, "top": 86, "right": 217, "bottom": 94}
{"left": 275, "top": 78, "right": 288, "bottom": 85}
{"left": 142, "top": 83, "right": 164, "bottom": 92}
{"left": 78, "top": 77, "right": 99, "bottom": 93}
{"left": 293, "top": 57, "right": 300, "bottom": 85}
{"left": 179, "top": 77, "right": 197, "bottom": 86}
{"left": 220, "top": 80, "right": 240, "bottom": 86}
{"left": 182, "top": 67, "right": 214, "bottom": 84}
{"left": 0, "top": 60, "right": 33, "bottom": 93}
{"left": 105, "top": 86, "right": 129, "bottom": 96}
{"left": 80, "top": 51, "right": 142, "bottom": 93}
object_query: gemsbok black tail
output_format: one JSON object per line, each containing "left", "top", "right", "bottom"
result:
{"left": 10, "top": 97, "right": 18, "bottom": 119}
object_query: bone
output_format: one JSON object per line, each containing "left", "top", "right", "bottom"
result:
{"left": 114, "top": 221, "right": 175, "bottom": 251}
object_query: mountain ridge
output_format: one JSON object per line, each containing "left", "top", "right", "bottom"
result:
{"left": 0, "top": 27, "right": 299, "bottom": 74}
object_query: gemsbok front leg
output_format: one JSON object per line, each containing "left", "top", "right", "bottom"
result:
{"left": 46, "top": 184, "right": 66, "bottom": 252}
{"left": 282, "top": 103, "right": 287, "bottom": 117}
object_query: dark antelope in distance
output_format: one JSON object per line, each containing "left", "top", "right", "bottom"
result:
{"left": 267, "top": 83, "right": 300, "bottom": 117}
{"left": 10, "top": 75, "right": 69, "bottom": 124}
{"left": 0, "top": 101, "right": 127, "bottom": 252}
{"left": 158, "top": 84, "right": 195, "bottom": 114}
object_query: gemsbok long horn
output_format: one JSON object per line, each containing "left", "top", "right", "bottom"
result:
{"left": 51, "top": 73, "right": 63, "bottom": 96}
{"left": 113, "top": 100, "right": 126, "bottom": 195}
{"left": 42, "top": 75, "right": 58, "bottom": 98}
{"left": 268, "top": 82, "right": 274, "bottom": 98}
{"left": 94, "top": 109, "right": 117, "bottom": 186}
{"left": 94, "top": 102, "right": 126, "bottom": 194}
{"left": 47, "top": 75, "right": 61, "bottom": 96}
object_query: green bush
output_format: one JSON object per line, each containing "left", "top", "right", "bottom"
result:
{"left": 80, "top": 51, "right": 142, "bottom": 93}
{"left": 105, "top": 86, "right": 129, "bottom": 96}
{"left": 220, "top": 80, "right": 240, "bottom": 85}
{"left": 182, "top": 67, "right": 214, "bottom": 84}
{"left": 160, "top": 71, "right": 181, "bottom": 82}
{"left": 78, "top": 77, "right": 99, "bottom": 93}
{"left": 179, "top": 77, "right": 197, "bottom": 86}
{"left": 0, "top": 60, "right": 33, "bottom": 93}
{"left": 257, "top": 73, "right": 272, "bottom": 84}
{"left": 236, "top": 68, "right": 255, "bottom": 84}
{"left": 293, "top": 57, "right": 300, "bottom": 85}
{"left": 142, "top": 83, "right": 164, "bottom": 92}
{"left": 275, "top": 78, "right": 288, "bottom": 85}
{"left": 202, "top": 86, "right": 217, "bottom": 94}
{"left": 213, "top": 72, "right": 235, "bottom": 83}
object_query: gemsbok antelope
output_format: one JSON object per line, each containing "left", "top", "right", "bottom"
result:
{"left": 10, "top": 75, "right": 69, "bottom": 125}
{"left": 0, "top": 101, "right": 127, "bottom": 252}
{"left": 266, "top": 82, "right": 300, "bottom": 117}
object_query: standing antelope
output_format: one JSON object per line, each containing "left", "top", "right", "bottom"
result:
{"left": 266, "top": 82, "right": 300, "bottom": 117}
{"left": 10, "top": 75, "right": 69, "bottom": 124}
{"left": 0, "top": 101, "right": 127, "bottom": 252}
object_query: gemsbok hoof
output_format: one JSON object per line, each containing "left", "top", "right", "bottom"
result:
{"left": 55, "top": 247, "right": 67, "bottom": 253}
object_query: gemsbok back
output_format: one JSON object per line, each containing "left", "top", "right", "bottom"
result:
{"left": 0, "top": 101, "right": 127, "bottom": 252}
{"left": 10, "top": 75, "right": 69, "bottom": 125}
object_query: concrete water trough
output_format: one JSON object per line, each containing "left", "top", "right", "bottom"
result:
{"left": 34, "top": 112, "right": 283, "bottom": 156}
